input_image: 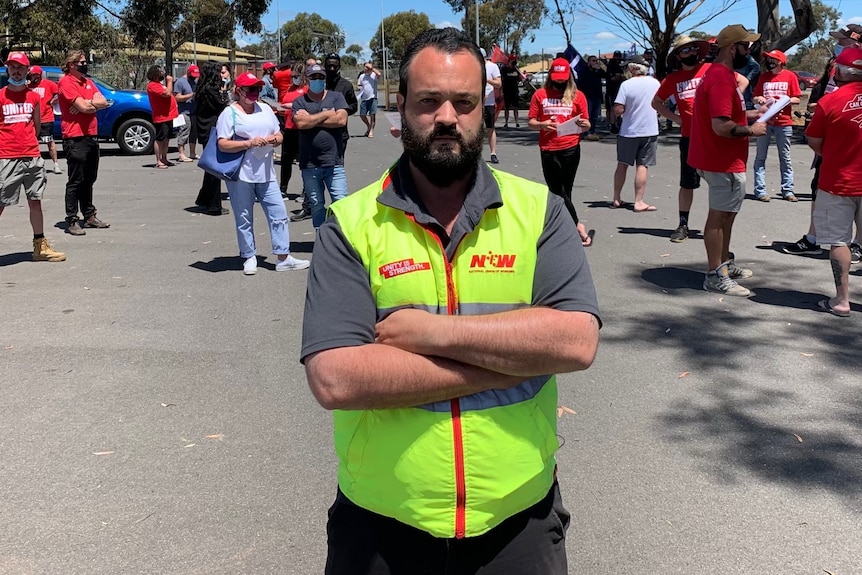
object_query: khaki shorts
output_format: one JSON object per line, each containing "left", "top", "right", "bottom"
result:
{"left": 700, "top": 170, "right": 746, "bottom": 213}
{"left": 812, "top": 190, "right": 862, "bottom": 247}
{"left": 0, "top": 157, "right": 46, "bottom": 206}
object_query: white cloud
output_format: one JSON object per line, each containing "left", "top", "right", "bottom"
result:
{"left": 596, "top": 31, "right": 617, "bottom": 40}
{"left": 436, "top": 20, "right": 461, "bottom": 30}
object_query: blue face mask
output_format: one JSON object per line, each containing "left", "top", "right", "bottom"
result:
{"left": 835, "top": 44, "right": 845, "bottom": 56}
{"left": 308, "top": 79, "right": 326, "bottom": 93}
{"left": 7, "top": 77, "right": 27, "bottom": 86}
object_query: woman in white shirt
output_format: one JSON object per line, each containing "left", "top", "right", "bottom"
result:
{"left": 216, "top": 72, "right": 309, "bottom": 275}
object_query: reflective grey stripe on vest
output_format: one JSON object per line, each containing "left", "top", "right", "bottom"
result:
{"left": 378, "top": 302, "right": 529, "bottom": 320}
{"left": 418, "top": 374, "right": 552, "bottom": 413}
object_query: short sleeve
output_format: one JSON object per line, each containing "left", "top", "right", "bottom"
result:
{"left": 614, "top": 82, "right": 627, "bottom": 105}
{"left": 57, "top": 79, "right": 78, "bottom": 102}
{"left": 708, "top": 75, "right": 738, "bottom": 119}
{"left": 656, "top": 77, "right": 674, "bottom": 101}
{"left": 528, "top": 89, "right": 543, "bottom": 120}
{"left": 330, "top": 92, "right": 349, "bottom": 111}
{"left": 215, "top": 106, "right": 235, "bottom": 139}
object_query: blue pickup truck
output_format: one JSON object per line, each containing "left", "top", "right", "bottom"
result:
{"left": 0, "top": 65, "right": 156, "bottom": 155}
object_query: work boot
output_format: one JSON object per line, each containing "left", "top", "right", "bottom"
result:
{"left": 33, "top": 237, "right": 66, "bottom": 262}
{"left": 66, "top": 221, "right": 86, "bottom": 236}
{"left": 84, "top": 215, "right": 110, "bottom": 228}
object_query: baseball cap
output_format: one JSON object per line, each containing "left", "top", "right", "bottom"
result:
{"left": 187, "top": 64, "right": 200, "bottom": 77}
{"left": 613, "top": 50, "right": 623, "bottom": 58}
{"left": 29, "top": 65, "right": 43, "bottom": 75}
{"left": 627, "top": 54, "right": 647, "bottom": 66}
{"left": 835, "top": 46, "right": 862, "bottom": 70}
{"left": 761, "top": 49, "right": 787, "bottom": 64}
{"left": 234, "top": 72, "right": 264, "bottom": 88}
{"left": 5, "top": 51, "right": 30, "bottom": 66}
{"left": 715, "top": 24, "right": 760, "bottom": 48}
{"left": 325, "top": 53, "right": 340, "bottom": 62}
{"left": 262, "top": 61, "right": 275, "bottom": 71}
{"left": 830, "top": 24, "right": 862, "bottom": 42}
{"left": 549, "top": 58, "right": 571, "bottom": 82}
{"left": 306, "top": 63, "right": 326, "bottom": 77}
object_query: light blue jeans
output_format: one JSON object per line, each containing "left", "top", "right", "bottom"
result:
{"left": 301, "top": 165, "right": 347, "bottom": 228}
{"left": 753, "top": 125, "right": 794, "bottom": 198}
{"left": 225, "top": 179, "right": 290, "bottom": 259}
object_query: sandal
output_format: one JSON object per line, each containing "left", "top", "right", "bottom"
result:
{"left": 610, "top": 200, "right": 629, "bottom": 209}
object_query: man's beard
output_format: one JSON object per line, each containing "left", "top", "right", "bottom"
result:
{"left": 732, "top": 51, "right": 749, "bottom": 69}
{"left": 401, "top": 116, "right": 485, "bottom": 188}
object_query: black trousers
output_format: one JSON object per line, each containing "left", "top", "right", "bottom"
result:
{"left": 540, "top": 145, "right": 582, "bottom": 224}
{"left": 324, "top": 482, "right": 569, "bottom": 575}
{"left": 280, "top": 128, "right": 300, "bottom": 192}
{"left": 64, "top": 136, "right": 99, "bottom": 223}
{"left": 195, "top": 130, "right": 223, "bottom": 213}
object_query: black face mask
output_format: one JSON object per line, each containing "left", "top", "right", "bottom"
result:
{"left": 325, "top": 68, "right": 339, "bottom": 81}
{"left": 765, "top": 61, "right": 778, "bottom": 71}
{"left": 732, "top": 48, "right": 749, "bottom": 70}
{"left": 680, "top": 55, "right": 698, "bottom": 67}
{"left": 550, "top": 81, "right": 567, "bottom": 91}
{"left": 77, "top": 64, "right": 89, "bottom": 75}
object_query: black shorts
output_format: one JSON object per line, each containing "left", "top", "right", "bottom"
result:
{"left": 39, "top": 122, "right": 54, "bottom": 143}
{"left": 503, "top": 90, "right": 519, "bottom": 108}
{"left": 679, "top": 136, "right": 700, "bottom": 190}
{"left": 154, "top": 120, "right": 171, "bottom": 142}
{"left": 484, "top": 105, "right": 496, "bottom": 129}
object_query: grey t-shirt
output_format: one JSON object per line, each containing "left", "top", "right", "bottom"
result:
{"left": 301, "top": 158, "right": 601, "bottom": 362}
{"left": 173, "top": 76, "right": 196, "bottom": 115}
{"left": 292, "top": 90, "right": 348, "bottom": 168}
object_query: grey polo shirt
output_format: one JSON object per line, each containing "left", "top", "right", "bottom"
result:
{"left": 301, "top": 157, "right": 601, "bottom": 363}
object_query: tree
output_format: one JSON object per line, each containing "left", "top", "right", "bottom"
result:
{"left": 756, "top": 0, "right": 815, "bottom": 52}
{"left": 462, "top": 0, "right": 546, "bottom": 54}
{"left": 582, "top": 0, "right": 741, "bottom": 78}
{"left": 1, "top": 0, "right": 100, "bottom": 61}
{"left": 243, "top": 31, "right": 280, "bottom": 62}
{"left": 369, "top": 10, "right": 432, "bottom": 67}
{"left": 279, "top": 12, "right": 344, "bottom": 61}
{"left": 346, "top": 43, "right": 364, "bottom": 63}
{"left": 548, "top": 0, "right": 578, "bottom": 46}
{"left": 781, "top": 0, "right": 839, "bottom": 72}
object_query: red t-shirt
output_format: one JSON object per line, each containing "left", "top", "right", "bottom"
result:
{"left": 655, "top": 63, "right": 710, "bottom": 137}
{"left": 528, "top": 87, "right": 589, "bottom": 150}
{"left": 147, "top": 81, "right": 179, "bottom": 123}
{"left": 58, "top": 74, "right": 100, "bottom": 137}
{"left": 805, "top": 83, "right": 862, "bottom": 196}
{"left": 0, "top": 87, "right": 41, "bottom": 159}
{"left": 30, "top": 78, "right": 58, "bottom": 123}
{"left": 279, "top": 84, "right": 308, "bottom": 129}
{"left": 688, "top": 64, "right": 748, "bottom": 173}
{"left": 753, "top": 69, "right": 801, "bottom": 126}
{"left": 272, "top": 69, "right": 293, "bottom": 97}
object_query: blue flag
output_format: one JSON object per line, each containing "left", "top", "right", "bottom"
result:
{"left": 562, "top": 44, "right": 590, "bottom": 81}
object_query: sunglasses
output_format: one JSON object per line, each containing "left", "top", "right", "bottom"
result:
{"left": 242, "top": 86, "right": 261, "bottom": 94}
{"left": 679, "top": 46, "right": 699, "bottom": 55}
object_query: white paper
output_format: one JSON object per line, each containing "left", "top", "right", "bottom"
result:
{"left": 261, "top": 96, "right": 287, "bottom": 111}
{"left": 384, "top": 112, "right": 401, "bottom": 131}
{"left": 172, "top": 114, "right": 186, "bottom": 128}
{"left": 756, "top": 95, "right": 791, "bottom": 123}
{"left": 556, "top": 114, "right": 583, "bottom": 136}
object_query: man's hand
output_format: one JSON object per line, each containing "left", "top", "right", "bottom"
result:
{"left": 750, "top": 121, "right": 768, "bottom": 137}
{"left": 374, "top": 308, "right": 440, "bottom": 355}
{"left": 294, "top": 109, "right": 309, "bottom": 118}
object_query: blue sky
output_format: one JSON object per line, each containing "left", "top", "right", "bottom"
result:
{"left": 240, "top": 1, "right": 862, "bottom": 59}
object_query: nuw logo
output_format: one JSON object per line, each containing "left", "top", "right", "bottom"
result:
{"left": 469, "top": 252, "right": 517, "bottom": 269}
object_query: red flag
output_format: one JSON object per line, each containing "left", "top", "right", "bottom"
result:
{"left": 491, "top": 45, "right": 509, "bottom": 65}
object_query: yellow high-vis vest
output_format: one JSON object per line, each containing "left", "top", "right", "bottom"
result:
{"left": 329, "top": 166, "right": 558, "bottom": 539}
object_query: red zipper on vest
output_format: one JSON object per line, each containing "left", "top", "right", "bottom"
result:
{"left": 412, "top": 215, "right": 467, "bottom": 538}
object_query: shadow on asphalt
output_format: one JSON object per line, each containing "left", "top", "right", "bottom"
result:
{"left": 0, "top": 251, "right": 31, "bottom": 266}
{"left": 755, "top": 243, "right": 829, "bottom": 261}
{"left": 189, "top": 256, "right": 239, "bottom": 273}
{"left": 617, "top": 226, "right": 704, "bottom": 240}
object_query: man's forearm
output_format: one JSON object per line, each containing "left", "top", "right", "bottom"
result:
{"left": 319, "top": 111, "right": 347, "bottom": 128}
{"left": 294, "top": 110, "right": 332, "bottom": 129}
{"left": 305, "top": 344, "right": 523, "bottom": 410}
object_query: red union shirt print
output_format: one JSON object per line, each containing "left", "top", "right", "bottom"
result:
{"left": 0, "top": 87, "right": 40, "bottom": 158}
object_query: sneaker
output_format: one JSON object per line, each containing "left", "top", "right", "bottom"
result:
{"left": 726, "top": 254, "right": 753, "bottom": 279}
{"left": 275, "top": 255, "right": 310, "bottom": 271}
{"left": 784, "top": 193, "right": 798, "bottom": 202}
{"left": 703, "top": 270, "right": 750, "bottom": 296}
{"left": 66, "top": 221, "right": 86, "bottom": 236}
{"left": 851, "top": 243, "right": 862, "bottom": 265}
{"left": 83, "top": 216, "right": 110, "bottom": 229}
{"left": 782, "top": 236, "right": 822, "bottom": 255}
{"left": 52, "top": 163, "right": 62, "bottom": 174}
{"left": 243, "top": 256, "right": 257, "bottom": 275}
{"left": 755, "top": 194, "right": 771, "bottom": 202}
{"left": 490, "top": 153, "right": 499, "bottom": 164}
{"left": 290, "top": 208, "right": 312, "bottom": 222}
{"left": 670, "top": 224, "right": 689, "bottom": 243}
{"left": 32, "top": 237, "right": 66, "bottom": 262}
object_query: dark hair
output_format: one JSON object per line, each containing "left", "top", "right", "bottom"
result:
{"left": 399, "top": 27, "right": 485, "bottom": 97}
{"left": 325, "top": 53, "right": 340, "bottom": 62}
{"left": 146, "top": 65, "right": 163, "bottom": 82}
{"left": 195, "top": 60, "right": 224, "bottom": 101}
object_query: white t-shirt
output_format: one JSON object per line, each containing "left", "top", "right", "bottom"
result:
{"left": 485, "top": 61, "right": 500, "bottom": 107}
{"left": 615, "top": 76, "right": 661, "bottom": 137}
{"left": 357, "top": 71, "right": 379, "bottom": 101}
{"left": 216, "top": 102, "right": 280, "bottom": 183}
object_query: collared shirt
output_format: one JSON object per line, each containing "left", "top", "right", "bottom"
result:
{"left": 301, "top": 157, "right": 601, "bottom": 362}
{"left": 58, "top": 74, "right": 100, "bottom": 138}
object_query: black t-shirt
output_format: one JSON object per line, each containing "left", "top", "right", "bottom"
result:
{"left": 500, "top": 64, "right": 521, "bottom": 94}
{"left": 292, "top": 90, "right": 349, "bottom": 168}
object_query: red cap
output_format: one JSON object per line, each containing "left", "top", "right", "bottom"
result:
{"left": 262, "top": 61, "right": 275, "bottom": 71}
{"left": 234, "top": 72, "right": 264, "bottom": 88}
{"left": 29, "top": 65, "right": 43, "bottom": 75}
{"left": 762, "top": 50, "right": 787, "bottom": 65}
{"left": 835, "top": 47, "right": 862, "bottom": 70}
{"left": 549, "top": 58, "right": 571, "bottom": 82}
{"left": 5, "top": 51, "right": 30, "bottom": 66}
{"left": 187, "top": 64, "right": 200, "bottom": 77}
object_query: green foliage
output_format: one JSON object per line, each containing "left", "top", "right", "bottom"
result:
{"left": 787, "top": 39, "right": 834, "bottom": 73}
{"left": 462, "top": 0, "right": 546, "bottom": 53}
{"left": 687, "top": 30, "right": 713, "bottom": 40}
{"left": 346, "top": 44, "right": 364, "bottom": 61}
{"left": 780, "top": 0, "right": 839, "bottom": 46}
{"left": 369, "top": 10, "right": 433, "bottom": 66}
{"left": 1, "top": 0, "right": 100, "bottom": 59}
{"left": 279, "top": 12, "right": 345, "bottom": 61}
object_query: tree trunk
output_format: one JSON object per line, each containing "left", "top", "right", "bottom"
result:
{"left": 757, "top": 0, "right": 815, "bottom": 51}
{"left": 164, "top": 16, "right": 174, "bottom": 74}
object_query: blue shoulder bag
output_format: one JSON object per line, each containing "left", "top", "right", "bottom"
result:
{"left": 198, "top": 106, "right": 246, "bottom": 181}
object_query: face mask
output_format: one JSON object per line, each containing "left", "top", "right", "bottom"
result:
{"left": 325, "top": 69, "right": 338, "bottom": 80}
{"left": 223, "top": 77, "right": 230, "bottom": 85}
{"left": 245, "top": 91, "right": 260, "bottom": 102}
{"left": 8, "top": 77, "right": 27, "bottom": 86}
{"left": 309, "top": 79, "right": 326, "bottom": 93}
{"left": 28, "top": 76, "right": 40, "bottom": 85}
{"left": 680, "top": 56, "right": 698, "bottom": 67}
{"left": 550, "top": 81, "right": 567, "bottom": 91}
{"left": 292, "top": 77, "right": 302, "bottom": 86}
{"left": 834, "top": 44, "right": 845, "bottom": 56}
{"left": 732, "top": 48, "right": 748, "bottom": 70}
{"left": 77, "top": 64, "right": 89, "bottom": 75}
{"left": 765, "top": 61, "right": 778, "bottom": 71}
